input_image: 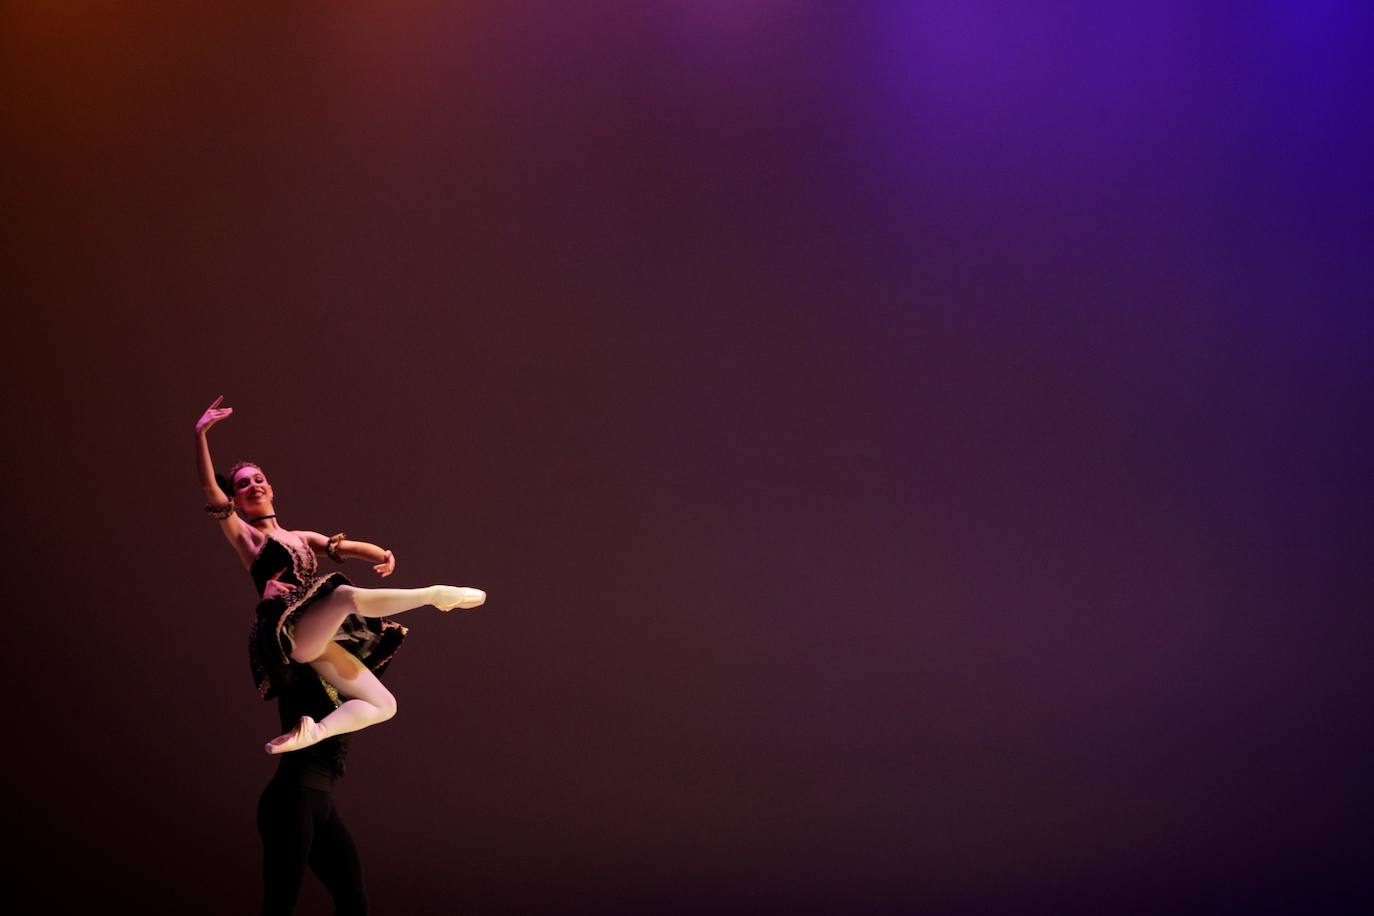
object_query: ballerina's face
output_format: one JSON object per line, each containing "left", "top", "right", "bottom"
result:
{"left": 232, "top": 465, "right": 275, "bottom": 514}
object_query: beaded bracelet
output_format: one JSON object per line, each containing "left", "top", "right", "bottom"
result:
{"left": 205, "top": 502, "right": 235, "bottom": 519}
{"left": 326, "top": 532, "right": 347, "bottom": 563}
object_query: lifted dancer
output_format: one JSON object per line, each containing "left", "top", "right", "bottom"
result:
{"left": 196, "top": 395, "right": 487, "bottom": 753}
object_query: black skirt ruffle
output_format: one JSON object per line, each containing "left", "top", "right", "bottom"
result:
{"left": 249, "top": 572, "right": 408, "bottom": 701}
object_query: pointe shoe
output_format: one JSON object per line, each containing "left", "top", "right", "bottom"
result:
{"left": 265, "top": 716, "right": 327, "bottom": 755}
{"left": 433, "top": 586, "right": 486, "bottom": 612}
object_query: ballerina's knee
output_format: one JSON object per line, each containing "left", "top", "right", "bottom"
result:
{"left": 289, "top": 643, "right": 323, "bottom": 664}
{"left": 375, "top": 693, "right": 398, "bottom": 722}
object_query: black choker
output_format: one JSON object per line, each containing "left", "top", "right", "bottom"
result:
{"left": 249, "top": 514, "right": 277, "bottom": 523}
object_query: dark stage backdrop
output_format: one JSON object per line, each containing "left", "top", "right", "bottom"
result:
{"left": 4, "top": 3, "right": 1371, "bottom": 914}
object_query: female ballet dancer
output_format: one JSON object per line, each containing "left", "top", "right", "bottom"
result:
{"left": 195, "top": 394, "right": 487, "bottom": 754}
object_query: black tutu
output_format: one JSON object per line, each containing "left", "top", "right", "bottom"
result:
{"left": 247, "top": 533, "right": 406, "bottom": 701}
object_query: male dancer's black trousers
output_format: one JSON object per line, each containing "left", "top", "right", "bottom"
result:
{"left": 257, "top": 778, "right": 368, "bottom": 916}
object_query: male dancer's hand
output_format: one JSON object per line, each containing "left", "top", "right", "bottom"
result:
{"left": 263, "top": 577, "right": 294, "bottom": 600}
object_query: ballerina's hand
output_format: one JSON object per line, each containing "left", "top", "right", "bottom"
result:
{"left": 262, "top": 579, "right": 294, "bottom": 600}
{"left": 373, "top": 550, "right": 396, "bottom": 578}
{"left": 196, "top": 395, "right": 233, "bottom": 434}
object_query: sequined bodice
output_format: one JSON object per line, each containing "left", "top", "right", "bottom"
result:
{"left": 250, "top": 534, "right": 319, "bottom": 596}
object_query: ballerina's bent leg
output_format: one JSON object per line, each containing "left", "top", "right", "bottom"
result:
{"left": 266, "top": 642, "right": 398, "bottom": 754}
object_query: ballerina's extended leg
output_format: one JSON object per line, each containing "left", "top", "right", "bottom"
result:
{"left": 288, "top": 584, "right": 486, "bottom": 666}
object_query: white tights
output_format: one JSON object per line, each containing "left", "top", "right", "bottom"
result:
{"left": 265, "top": 583, "right": 485, "bottom": 755}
